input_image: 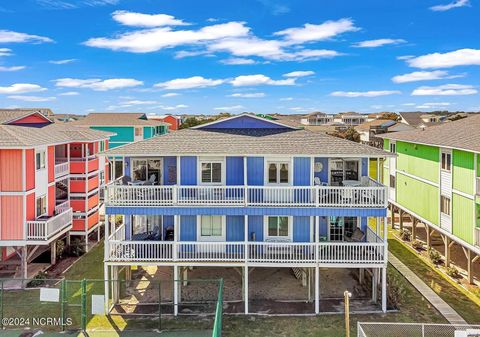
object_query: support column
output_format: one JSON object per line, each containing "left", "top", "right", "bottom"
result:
{"left": 50, "top": 240, "right": 57, "bottom": 265}
{"left": 426, "top": 224, "right": 431, "bottom": 249}
{"left": 315, "top": 265, "right": 320, "bottom": 314}
{"left": 244, "top": 266, "right": 249, "bottom": 314}
{"left": 381, "top": 267, "right": 387, "bottom": 313}
{"left": 173, "top": 265, "right": 179, "bottom": 316}
{"left": 21, "top": 246, "right": 28, "bottom": 281}
{"left": 359, "top": 268, "right": 365, "bottom": 285}
{"left": 104, "top": 264, "right": 110, "bottom": 312}
{"left": 399, "top": 209, "right": 404, "bottom": 231}
{"left": 390, "top": 205, "right": 395, "bottom": 229}
{"left": 412, "top": 219, "right": 417, "bottom": 241}
{"left": 445, "top": 237, "right": 451, "bottom": 268}
{"left": 371, "top": 268, "right": 378, "bottom": 303}
{"left": 112, "top": 266, "right": 119, "bottom": 304}
{"left": 182, "top": 267, "right": 188, "bottom": 286}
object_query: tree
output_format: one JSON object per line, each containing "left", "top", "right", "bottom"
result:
{"left": 328, "top": 127, "right": 360, "bottom": 143}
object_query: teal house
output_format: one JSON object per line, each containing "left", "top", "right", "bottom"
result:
{"left": 72, "top": 113, "right": 169, "bottom": 178}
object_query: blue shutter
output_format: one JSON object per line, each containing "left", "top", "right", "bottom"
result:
{"left": 247, "top": 157, "right": 264, "bottom": 186}
{"left": 293, "top": 216, "right": 311, "bottom": 242}
{"left": 226, "top": 157, "right": 244, "bottom": 185}
{"left": 226, "top": 216, "right": 244, "bottom": 241}
{"left": 293, "top": 157, "right": 311, "bottom": 186}
{"left": 180, "top": 215, "right": 196, "bottom": 241}
{"left": 248, "top": 216, "right": 263, "bottom": 241}
{"left": 180, "top": 156, "right": 197, "bottom": 185}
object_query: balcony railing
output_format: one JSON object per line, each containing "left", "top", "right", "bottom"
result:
{"left": 105, "top": 182, "right": 387, "bottom": 208}
{"left": 107, "top": 225, "right": 385, "bottom": 265}
{"left": 55, "top": 200, "right": 70, "bottom": 214}
{"left": 26, "top": 208, "right": 73, "bottom": 241}
{"left": 54, "top": 161, "right": 69, "bottom": 178}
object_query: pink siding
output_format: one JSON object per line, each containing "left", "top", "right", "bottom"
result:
{"left": 48, "top": 185, "right": 55, "bottom": 216}
{"left": 26, "top": 193, "right": 35, "bottom": 221}
{"left": 0, "top": 150, "right": 23, "bottom": 192}
{"left": 48, "top": 146, "right": 54, "bottom": 183}
{"left": 25, "top": 149, "right": 35, "bottom": 191}
{"left": 9, "top": 113, "right": 50, "bottom": 125}
{"left": 0, "top": 196, "right": 24, "bottom": 240}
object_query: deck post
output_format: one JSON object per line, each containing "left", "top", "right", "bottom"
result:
{"left": 399, "top": 209, "right": 404, "bottom": 231}
{"left": 173, "top": 265, "right": 179, "bottom": 316}
{"left": 315, "top": 265, "right": 319, "bottom": 314}
{"left": 104, "top": 264, "right": 109, "bottom": 312}
{"left": 445, "top": 236, "right": 451, "bottom": 267}
{"left": 390, "top": 204, "right": 395, "bottom": 229}
{"left": 244, "top": 266, "right": 249, "bottom": 314}
{"left": 426, "top": 224, "right": 431, "bottom": 249}
{"left": 244, "top": 215, "right": 248, "bottom": 263}
{"left": 371, "top": 268, "right": 378, "bottom": 303}
{"left": 104, "top": 215, "right": 109, "bottom": 261}
{"left": 381, "top": 267, "right": 387, "bottom": 313}
{"left": 412, "top": 219, "right": 417, "bottom": 241}
{"left": 50, "top": 240, "right": 57, "bottom": 265}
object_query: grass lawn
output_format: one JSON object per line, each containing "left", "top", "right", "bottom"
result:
{"left": 388, "top": 236, "right": 480, "bottom": 324}
{"left": 2, "top": 240, "right": 470, "bottom": 337}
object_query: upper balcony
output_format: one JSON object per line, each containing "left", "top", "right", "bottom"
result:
{"left": 26, "top": 203, "right": 73, "bottom": 242}
{"left": 54, "top": 160, "right": 69, "bottom": 179}
{"left": 104, "top": 178, "right": 387, "bottom": 208}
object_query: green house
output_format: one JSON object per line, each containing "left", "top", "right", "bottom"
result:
{"left": 72, "top": 113, "right": 169, "bottom": 178}
{"left": 380, "top": 114, "right": 480, "bottom": 282}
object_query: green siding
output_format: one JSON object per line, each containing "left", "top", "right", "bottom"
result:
{"left": 396, "top": 172, "right": 439, "bottom": 225}
{"left": 477, "top": 154, "right": 480, "bottom": 178}
{"left": 396, "top": 141, "right": 439, "bottom": 183}
{"left": 452, "top": 193, "right": 474, "bottom": 244}
{"left": 383, "top": 139, "right": 390, "bottom": 151}
{"left": 108, "top": 142, "right": 130, "bottom": 149}
{"left": 90, "top": 126, "right": 134, "bottom": 143}
{"left": 452, "top": 149, "right": 474, "bottom": 195}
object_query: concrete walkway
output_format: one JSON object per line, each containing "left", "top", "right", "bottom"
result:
{"left": 389, "top": 252, "right": 468, "bottom": 325}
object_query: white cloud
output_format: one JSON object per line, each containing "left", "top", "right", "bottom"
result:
{"left": 280, "top": 97, "right": 293, "bottom": 101}
{"left": 415, "top": 102, "right": 451, "bottom": 109}
{"left": 352, "top": 38, "right": 406, "bottom": 48}
{"left": 7, "top": 95, "right": 56, "bottom": 102}
{"left": 430, "top": 0, "right": 469, "bottom": 11}
{"left": 220, "top": 58, "right": 257, "bottom": 65}
{"left": 283, "top": 70, "right": 315, "bottom": 78}
{"left": 402, "top": 103, "right": 417, "bottom": 106}
{"left": 214, "top": 105, "right": 245, "bottom": 111}
{"left": 122, "top": 100, "right": 158, "bottom": 105}
{"left": 229, "top": 92, "right": 265, "bottom": 98}
{"left": 0, "top": 83, "right": 47, "bottom": 94}
{"left": 391, "top": 70, "right": 464, "bottom": 83}
{"left": 0, "top": 66, "right": 25, "bottom": 72}
{"left": 84, "top": 21, "right": 249, "bottom": 53}
{"left": 330, "top": 90, "right": 401, "bottom": 97}
{"left": 36, "top": 0, "right": 119, "bottom": 9}
{"left": 0, "top": 30, "right": 53, "bottom": 44}
{"left": 397, "top": 55, "right": 414, "bottom": 60}
{"left": 290, "top": 49, "right": 342, "bottom": 60}
{"left": 0, "top": 48, "right": 13, "bottom": 57}
{"left": 159, "top": 104, "right": 189, "bottom": 110}
{"left": 112, "top": 10, "right": 189, "bottom": 27}
{"left": 274, "top": 18, "right": 359, "bottom": 44}
{"left": 174, "top": 50, "right": 212, "bottom": 59}
{"left": 161, "top": 92, "right": 180, "bottom": 97}
{"left": 411, "top": 84, "right": 477, "bottom": 96}
{"left": 59, "top": 91, "right": 79, "bottom": 96}
{"left": 154, "top": 76, "right": 225, "bottom": 90}
{"left": 231, "top": 74, "right": 296, "bottom": 86}
{"left": 54, "top": 78, "right": 143, "bottom": 91}
{"left": 407, "top": 49, "right": 480, "bottom": 69}
{"left": 49, "top": 59, "right": 77, "bottom": 64}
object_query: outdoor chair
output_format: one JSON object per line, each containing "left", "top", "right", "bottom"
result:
{"left": 345, "top": 228, "right": 366, "bottom": 242}
{"left": 122, "top": 176, "right": 132, "bottom": 185}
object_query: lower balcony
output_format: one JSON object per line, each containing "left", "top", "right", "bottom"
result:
{"left": 26, "top": 208, "right": 73, "bottom": 242}
{"left": 107, "top": 226, "right": 385, "bottom": 266}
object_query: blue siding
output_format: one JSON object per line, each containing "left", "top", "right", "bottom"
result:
{"left": 361, "top": 217, "right": 368, "bottom": 232}
{"left": 293, "top": 157, "right": 311, "bottom": 186}
{"left": 362, "top": 158, "right": 368, "bottom": 177}
{"left": 124, "top": 157, "right": 131, "bottom": 178}
{"left": 163, "top": 215, "right": 174, "bottom": 239}
{"left": 247, "top": 157, "right": 264, "bottom": 185}
{"left": 248, "top": 216, "right": 263, "bottom": 241}
{"left": 226, "top": 157, "right": 244, "bottom": 185}
{"left": 163, "top": 156, "right": 177, "bottom": 185}
{"left": 125, "top": 215, "right": 132, "bottom": 240}
{"left": 107, "top": 206, "right": 387, "bottom": 218}
{"left": 319, "top": 216, "right": 328, "bottom": 239}
{"left": 180, "top": 156, "right": 197, "bottom": 185}
{"left": 180, "top": 215, "right": 196, "bottom": 241}
{"left": 314, "top": 158, "right": 329, "bottom": 184}
{"left": 293, "top": 216, "right": 311, "bottom": 242}
{"left": 226, "top": 216, "right": 244, "bottom": 241}
{"left": 199, "top": 115, "right": 289, "bottom": 129}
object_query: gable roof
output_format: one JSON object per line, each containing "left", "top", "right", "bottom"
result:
{"left": 0, "top": 109, "right": 53, "bottom": 124}
{"left": 355, "top": 119, "right": 396, "bottom": 131}
{"left": 71, "top": 112, "right": 169, "bottom": 127}
{"left": 379, "top": 114, "right": 480, "bottom": 153}
{"left": 103, "top": 127, "right": 392, "bottom": 157}
{"left": 193, "top": 113, "right": 299, "bottom": 130}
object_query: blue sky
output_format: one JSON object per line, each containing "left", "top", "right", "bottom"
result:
{"left": 0, "top": 0, "right": 479, "bottom": 115}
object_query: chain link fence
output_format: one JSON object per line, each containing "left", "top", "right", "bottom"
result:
{"left": 0, "top": 277, "right": 224, "bottom": 336}
{"left": 358, "top": 322, "right": 480, "bottom": 337}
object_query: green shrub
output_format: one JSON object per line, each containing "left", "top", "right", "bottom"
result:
{"left": 68, "top": 238, "right": 86, "bottom": 257}
{"left": 387, "top": 269, "right": 406, "bottom": 309}
{"left": 445, "top": 266, "right": 461, "bottom": 279}
{"left": 56, "top": 239, "right": 65, "bottom": 259}
{"left": 428, "top": 248, "right": 442, "bottom": 265}
{"left": 399, "top": 229, "right": 411, "bottom": 241}
{"left": 411, "top": 240, "right": 423, "bottom": 250}
{"left": 28, "top": 272, "right": 47, "bottom": 287}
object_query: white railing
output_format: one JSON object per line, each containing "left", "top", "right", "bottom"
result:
{"left": 54, "top": 161, "right": 69, "bottom": 178}
{"left": 26, "top": 208, "right": 73, "bottom": 241}
{"left": 105, "top": 183, "right": 387, "bottom": 208}
{"left": 475, "top": 228, "right": 480, "bottom": 247}
{"left": 109, "top": 224, "right": 126, "bottom": 241}
{"left": 106, "top": 239, "right": 385, "bottom": 265}
{"left": 54, "top": 200, "right": 70, "bottom": 214}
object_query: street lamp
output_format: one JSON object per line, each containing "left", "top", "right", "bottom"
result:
{"left": 344, "top": 290, "right": 352, "bottom": 337}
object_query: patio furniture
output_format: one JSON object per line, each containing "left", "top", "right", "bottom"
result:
{"left": 148, "top": 174, "right": 156, "bottom": 184}
{"left": 122, "top": 176, "right": 132, "bottom": 185}
{"left": 345, "top": 228, "right": 366, "bottom": 242}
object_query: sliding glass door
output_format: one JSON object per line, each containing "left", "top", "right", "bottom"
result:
{"left": 131, "top": 158, "right": 162, "bottom": 183}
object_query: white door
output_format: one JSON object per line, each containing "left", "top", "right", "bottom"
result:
{"left": 197, "top": 216, "right": 226, "bottom": 253}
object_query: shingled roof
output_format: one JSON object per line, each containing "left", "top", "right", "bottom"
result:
{"left": 72, "top": 113, "right": 169, "bottom": 127}
{"left": 103, "top": 127, "right": 393, "bottom": 157}
{"left": 0, "top": 109, "right": 53, "bottom": 124}
{"left": 379, "top": 114, "right": 480, "bottom": 153}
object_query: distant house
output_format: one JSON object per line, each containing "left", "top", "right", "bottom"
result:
{"left": 71, "top": 113, "right": 169, "bottom": 179}
{"left": 300, "top": 112, "right": 334, "bottom": 126}
{"left": 356, "top": 119, "right": 414, "bottom": 148}
{"left": 334, "top": 112, "right": 368, "bottom": 126}
{"left": 398, "top": 112, "right": 449, "bottom": 129}
{"left": 147, "top": 114, "right": 182, "bottom": 131}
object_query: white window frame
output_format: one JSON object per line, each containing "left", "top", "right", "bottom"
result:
{"left": 131, "top": 157, "right": 163, "bottom": 183}
{"left": 198, "top": 157, "right": 225, "bottom": 185}
{"left": 264, "top": 216, "right": 292, "bottom": 241}
{"left": 440, "top": 195, "right": 451, "bottom": 216}
{"left": 390, "top": 143, "right": 396, "bottom": 153}
{"left": 328, "top": 158, "right": 362, "bottom": 185}
{"left": 36, "top": 195, "right": 47, "bottom": 218}
{"left": 196, "top": 215, "right": 226, "bottom": 242}
{"left": 265, "top": 158, "right": 292, "bottom": 185}
{"left": 36, "top": 150, "right": 46, "bottom": 170}
{"left": 441, "top": 150, "right": 452, "bottom": 172}
{"left": 134, "top": 127, "right": 143, "bottom": 137}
